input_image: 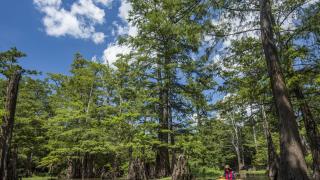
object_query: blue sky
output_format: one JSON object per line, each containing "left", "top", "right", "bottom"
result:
{"left": 0, "top": 0, "right": 131, "bottom": 76}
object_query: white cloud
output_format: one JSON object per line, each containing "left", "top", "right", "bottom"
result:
{"left": 118, "top": 0, "right": 131, "bottom": 21}
{"left": 101, "top": 0, "right": 137, "bottom": 67}
{"left": 94, "top": 0, "right": 112, "bottom": 6}
{"left": 92, "top": 32, "right": 105, "bottom": 44}
{"left": 34, "top": 0, "right": 61, "bottom": 7}
{"left": 112, "top": 22, "right": 138, "bottom": 37}
{"left": 34, "top": 0, "right": 110, "bottom": 44}
{"left": 102, "top": 43, "right": 131, "bottom": 65}
{"left": 112, "top": 22, "right": 126, "bottom": 36}
{"left": 278, "top": 0, "right": 318, "bottom": 31}
{"left": 127, "top": 25, "right": 138, "bottom": 37}
{"left": 91, "top": 55, "right": 98, "bottom": 62}
{"left": 208, "top": 9, "right": 260, "bottom": 73}
{"left": 71, "top": 0, "right": 106, "bottom": 24}
{"left": 111, "top": 0, "right": 138, "bottom": 37}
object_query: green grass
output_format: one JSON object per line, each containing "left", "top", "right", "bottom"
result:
{"left": 158, "top": 167, "right": 223, "bottom": 180}
{"left": 22, "top": 176, "right": 56, "bottom": 180}
{"left": 192, "top": 167, "right": 223, "bottom": 178}
{"left": 240, "top": 170, "right": 267, "bottom": 175}
{"left": 21, "top": 170, "right": 267, "bottom": 180}
{"left": 159, "top": 177, "right": 171, "bottom": 180}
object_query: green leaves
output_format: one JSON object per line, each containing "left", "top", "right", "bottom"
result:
{"left": 1, "top": 0, "right": 318, "bottom": 177}
{"left": 0, "top": 48, "right": 39, "bottom": 78}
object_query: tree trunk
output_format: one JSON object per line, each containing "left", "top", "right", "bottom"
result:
{"left": 67, "top": 160, "right": 72, "bottom": 179}
{"left": 261, "top": 104, "right": 279, "bottom": 179}
{"left": 26, "top": 152, "right": 33, "bottom": 177}
{"left": 87, "top": 154, "right": 94, "bottom": 178}
{"left": 82, "top": 153, "right": 88, "bottom": 179}
{"left": 172, "top": 155, "right": 193, "bottom": 180}
{"left": 145, "top": 162, "right": 156, "bottom": 179}
{"left": 7, "top": 146, "right": 18, "bottom": 180}
{"left": 259, "top": 0, "right": 309, "bottom": 179}
{"left": 127, "top": 158, "right": 148, "bottom": 180}
{"left": 81, "top": 153, "right": 94, "bottom": 178}
{"left": 231, "top": 112, "right": 243, "bottom": 172}
{"left": 156, "top": 60, "right": 171, "bottom": 178}
{"left": 67, "top": 158, "right": 81, "bottom": 179}
{"left": 170, "top": 106, "right": 176, "bottom": 172}
{"left": 240, "top": 135, "right": 245, "bottom": 169}
{"left": 0, "top": 70, "right": 22, "bottom": 180}
{"left": 236, "top": 147, "right": 242, "bottom": 172}
{"left": 231, "top": 127, "right": 242, "bottom": 172}
{"left": 294, "top": 86, "right": 320, "bottom": 180}
{"left": 253, "top": 124, "right": 258, "bottom": 153}
{"left": 251, "top": 105, "right": 258, "bottom": 152}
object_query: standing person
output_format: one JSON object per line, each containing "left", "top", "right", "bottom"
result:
{"left": 224, "top": 165, "right": 235, "bottom": 180}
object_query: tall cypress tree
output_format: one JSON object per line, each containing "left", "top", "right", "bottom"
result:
{"left": 127, "top": 0, "right": 211, "bottom": 177}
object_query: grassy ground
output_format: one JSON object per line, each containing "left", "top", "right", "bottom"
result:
{"left": 159, "top": 178, "right": 171, "bottom": 180}
{"left": 159, "top": 169, "right": 267, "bottom": 180}
{"left": 22, "top": 170, "right": 267, "bottom": 180}
{"left": 192, "top": 167, "right": 223, "bottom": 179}
{"left": 240, "top": 170, "right": 267, "bottom": 175}
{"left": 22, "top": 177, "right": 55, "bottom": 180}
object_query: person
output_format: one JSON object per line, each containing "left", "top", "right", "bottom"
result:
{"left": 223, "top": 165, "right": 235, "bottom": 180}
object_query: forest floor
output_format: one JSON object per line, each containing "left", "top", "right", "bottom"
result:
{"left": 22, "top": 176, "right": 54, "bottom": 180}
{"left": 21, "top": 170, "right": 267, "bottom": 180}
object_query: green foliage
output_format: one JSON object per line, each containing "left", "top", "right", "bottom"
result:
{"left": 1, "top": 0, "right": 319, "bottom": 178}
{"left": 190, "top": 166, "right": 223, "bottom": 179}
{"left": 12, "top": 77, "right": 50, "bottom": 174}
{"left": 0, "top": 47, "right": 26, "bottom": 77}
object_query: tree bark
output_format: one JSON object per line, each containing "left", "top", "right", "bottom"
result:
{"left": 127, "top": 158, "right": 148, "bottom": 180}
{"left": 232, "top": 126, "right": 243, "bottom": 172}
{"left": 67, "top": 158, "right": 81, "bottom": 179}
{"left": 253, "top": 124, "right": 258, "bottom": 153}
{"left": 172, "top": 155, "right": 193, "bottom": 180}
{"left": 0, "top": 70, "right": 22, "bottom": 180}
{"left": 170, "top": 106, "right": 176, "bottom": 172}
{"left": 251, "top": 104, "right": 258, "bottom": 152}
{"left": 87, "top": 154, "right": 94, "bottom": 178}
{"left": 231, "top": 111, "right": 243, "bottom": 172}
{"left": 145, "top": 162, "right": 156, "bottom": 179}
{"left": 81, "top": 153, "right": 88, "bottom": 179}
{"left": 259, "top": 0, "right": 309, "bottom": 179}
{"left": 156, "top": 60, "right": 171, "bottom": 178}
{"left": 66, "top": 160, "right": 72, "bottom": 179}
{"left": 7, "top": 146, "right": 18, "bottom": 180}
{"left": 26, "top": 152, "right": 33, "bottom": 177}
{"left": 81, "top": 153, "right": 94, "bottom": 178}
{"left": 261, "top": 104, "right": 279, "bottom": 179}
{"left": 293, "top": 86, "right": 320, "bottom": 180}
{"left": 240, "top": 132, "right": 245, "bottom": 169}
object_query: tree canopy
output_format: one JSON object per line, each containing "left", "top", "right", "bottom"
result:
{"left": 0, "top": 0, "right": 319, "bottom": 179}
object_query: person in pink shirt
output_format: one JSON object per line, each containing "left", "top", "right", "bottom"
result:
{"left": 223, "top": 165, "right": 235, "bottom": 180}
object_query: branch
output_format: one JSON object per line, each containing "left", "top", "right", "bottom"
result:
{"left": 208, "top": 28, "right": 261, "bottom": 37}
{"left": 173, "top": 0, "right": 203, "bottom": 24}
{"left": 278, "top": 0, "right": 315, "bottom": 27}
{"left": 211, "top": 1, "right": 259, "bottom": 12}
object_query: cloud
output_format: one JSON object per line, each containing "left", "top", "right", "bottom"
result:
{"left": 94, "top": 0, "right": 112, "bottom": 6}
{"left": 92, "top": 32, "right": 106, "bottom": 44}
{"left": 118, "top": 0, "right": 131, "bottom": 21}
{"left": 34, "top": 0, "right": 61, "bottom": 7}
{"left": 112, "top": 0, "right": 138, "bottom": 37}
{"left": 112, "top": 22, "right": 138, "bottom": 37}
{"left": 34, "top": 0, "right": 111, "bottom": 44}
{"left": 91, "top": 55, "right": 98, "bottom": 62}
{"left": 278, "top": 0, "right": 318, "bottom": 31}
{"left": 101, "top": 0, "right": 136, "bottom": 67}
{"left": 102, "top": 43, "right": 131, "bottom": 65}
